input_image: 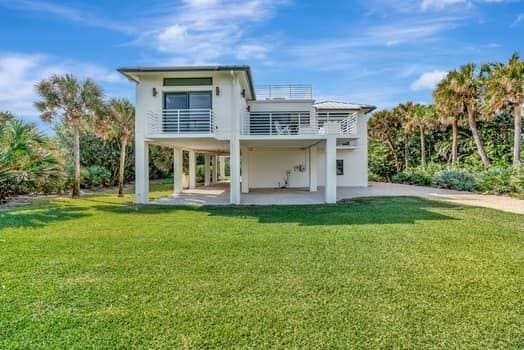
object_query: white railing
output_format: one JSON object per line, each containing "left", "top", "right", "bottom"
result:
{"left": 148, "top": 109, "right": 214, "bottom": 134}
{"left": 316, "top": 111, "right": 358, "bottom": 136}
{"left": 241, "top": 111, "right": 358, "bottom": 137}
{"left": 255, "top": 85, "right": 313, "bottom": 100}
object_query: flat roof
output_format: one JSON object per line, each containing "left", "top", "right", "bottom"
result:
{"left": 117, "top": 65, "right": 255, "bottom": 99}
{"left": 314, "top": 101, "right": 376, "bottom": 113}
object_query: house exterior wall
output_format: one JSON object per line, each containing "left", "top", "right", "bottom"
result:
{"left": 135, "top": 71, "right": 250, "bottom": 139}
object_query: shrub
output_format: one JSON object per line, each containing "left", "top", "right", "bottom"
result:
{"left": 432, "top": 169, "right": 476, "bottom": 192}
{"left": 82, "top": 166, "right": 111, "bottom": 188}
{"left": 392, "top": 164, "right": 442, "bottom": 186}
{"left": 509, "top": 166, "right": 524, "bottom": 196}
{"left": 475, "top": 166, "right": 513, "bottom": 194}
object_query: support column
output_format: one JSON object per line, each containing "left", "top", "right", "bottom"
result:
{"left": 204, "top": 154, "right": 211, "bottom": 187}
{"left": 219, "top": 156, "right": 226, "bottom": 180}
{"left": 230, "top": 139, "right": 241, "bottom": 204}
{"left": 135, "top": 137, "right": 149, "bottom": 204}
{"left": 212, "top": 155, "right": 218, "bottom": 183}
{"left": 309, "top": 145, "right": 318, "bottom": 192}
{"left": 189, "top": 150, "right": 196, "bottom": 189}
{"left": 325, "top": 135, "right": 337, "bottom": 203}
{"left": 241, "top": 147, "right": 249, "bottom": 193}
{"left": 173, "top": 147, "right": 183, "bottom": 194}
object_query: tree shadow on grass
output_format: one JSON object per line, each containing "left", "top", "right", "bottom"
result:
{"left": 89, "top": 196, "right": 461, "bottom": 226}
{"left": 0, "top": 203, "right": 91, "bottom": 230}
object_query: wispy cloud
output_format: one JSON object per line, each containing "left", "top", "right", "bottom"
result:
{"left": 512, "top": 13, "right": 524, "bottom": 26}
{"left": 0, "top": 52, "right": 125, "bottom": 121}
{"left": 410, "top": 70, "right": 448, "bottom": 90}
{"left": 0, "top": 0, "right": 133, "bottom": 33}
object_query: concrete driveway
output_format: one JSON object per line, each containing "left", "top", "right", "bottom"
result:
{"left": 339, "top": 182, "right": 524, "bottom": 215}
{"left": 154, "top": 182, "right": 524, "bottom": 214}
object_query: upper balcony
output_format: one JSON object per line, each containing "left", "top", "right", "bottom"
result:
{"left": 255, "top": 84, "right": 313, "bottom": 100}
{"left": 147, "top": 109, "right": 214, "bottom": 135}
{"left": 241, "top": 111, "right": 358, "bottom": 138}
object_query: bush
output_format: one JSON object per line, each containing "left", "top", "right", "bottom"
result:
{"left": 509, "top": 166, "right": 524, "bottom": 196}
{"left": 82, "top": 166, "right": 111, "bottom": 188}
{"left": 392, "top": 164, "right": 442, "bottom": 186}
{"left": 475, "top": 166, "right": 513, "bottom": 194}
{"left": 432, "top": 169, "right": 476, "bottom": 192}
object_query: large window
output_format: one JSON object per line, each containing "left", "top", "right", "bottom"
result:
{"left": 336, "top": 160, "right": 344, "bottom": 176}
{"left": 163, "top": 77, "right": 212, "bottom": 86}
{"left": 164, "top": 92, "right": 212, "bottom": 110}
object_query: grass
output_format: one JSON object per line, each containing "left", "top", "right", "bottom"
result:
{"left": 1, "top": 183, "right": 523, "bottom": 349}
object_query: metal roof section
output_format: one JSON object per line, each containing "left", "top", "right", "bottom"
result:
{"left": 117, "top": 65, "right": 255, "bottom": 100}
{"left": 313, "top": 101, "right": 376, "bottom": 113}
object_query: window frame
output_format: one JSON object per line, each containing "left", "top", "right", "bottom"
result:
{"left": 336, "top": 159, "right": 344, "bottom": 176}
{"left": 163, "top": 91, "right": 213, "bottom": 110}
{"left": 163, "top": 77, "right": 213, "bottom": 86}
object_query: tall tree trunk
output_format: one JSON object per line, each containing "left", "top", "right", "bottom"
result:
{"left": 118, "top": 135, "right": 128, "bottom": 197}
{"left": 72, "top": 123, "right": 81, "bottom": 198}
{"left": 451, "top": 118, "right": 458, "bottom": 166}
{"left": 404, "top": 133, "right": 409, "bottom": 170}
{"left": 420, "top": 127, "right": 426, "bottom": 167}
{"left": 467, "top": 109, "right": 490, "bottom": 167}
{"left": 513, "top": 103, "right": 522, "bottom": 166}
{"left": 386, "top": 137, "right": 401, "bottom": 171}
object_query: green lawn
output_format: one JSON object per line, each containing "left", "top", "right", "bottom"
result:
{"left": 1, "top": 184, "right": 523, "bottom": 349}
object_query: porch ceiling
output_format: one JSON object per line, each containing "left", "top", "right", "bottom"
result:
{"left": 148, "top": 137, "right": 229, "bottom": 153}
{"left": 241, "top": 139, "right": 323, "bottom": 149}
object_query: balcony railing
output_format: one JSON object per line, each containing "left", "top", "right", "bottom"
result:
{"left": 241, "top": 111, "right": 358, "bottom": 137}
{"left": 147, "top": 109, "right": 214, "bottom": 135}
{"left": 255, "top": 84, "right": 313, "bottom": 100}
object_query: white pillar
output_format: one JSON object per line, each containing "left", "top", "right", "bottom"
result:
{"left": 325, "top": 135, "right": 337, "bottom": 203}
{"left": 135, "top": 137, "right": 149, "bottom": 204}
{"left": 173, "top": 147, "right": 183, "bottom": 194}
{"left": 212, "top": 155, "right": 218, "bottom": 183}
{"left": 204, "top": 154, "right": 211, "bottom": 187}
{"left": 230, "top": 139, "right": 241, "bottom": 204}
{"left": 189, "top": 150, "right": 196, "bottom": 189}
{"left": 219, "top": 156, "right": 226, "bottom": 180}
{"left": 309, "top": 145, "right": 318, "bottom": 192}
{"left": 241, "top": 147, "right": 249, "bottom": 193}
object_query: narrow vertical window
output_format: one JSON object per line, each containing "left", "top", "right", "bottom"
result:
{"left": 336, "top": 160, "right": 344, "bottom": 175}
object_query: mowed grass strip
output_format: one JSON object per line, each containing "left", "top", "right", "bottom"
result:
{"left": 1, "top": 187, "right": 523, "bottom": 348}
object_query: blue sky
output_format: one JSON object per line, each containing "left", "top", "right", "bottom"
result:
{"left": 0, "top": 0, "right": 523, "bottom": 131}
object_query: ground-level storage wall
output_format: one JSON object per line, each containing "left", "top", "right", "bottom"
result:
{"left": 246, "top": 147, "right": 368, "bottom": 189}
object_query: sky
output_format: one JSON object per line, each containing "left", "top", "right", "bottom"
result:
{"left": 0, "top": 0, "right": 523, "bottom": 132}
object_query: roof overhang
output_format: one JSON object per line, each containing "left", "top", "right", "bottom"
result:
{"left": 117, "top": 65, "right": 256, "bottom": 100}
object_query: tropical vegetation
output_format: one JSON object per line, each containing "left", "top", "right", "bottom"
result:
{"left": 369, "top": 52, "right": 523, "bottom": 197}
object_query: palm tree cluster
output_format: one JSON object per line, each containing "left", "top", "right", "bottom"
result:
{"left": 34, "top": 74, "right": 135, "bottom": 198}
{"left": 0, "top": 112, "right": 63, "bottom": 202}
{"left": 370, "top": 52, "right": 523, "bottom": 177}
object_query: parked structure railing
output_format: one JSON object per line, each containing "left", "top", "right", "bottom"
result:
{"left": 147, "top": 109, "right": 214, "bottom": 134}
{"left": 255, "top": 84, "right": 313, "bottom": 100}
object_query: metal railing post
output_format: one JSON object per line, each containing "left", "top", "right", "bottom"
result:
{"left": 269, "top": 113, "right": 273, "bottom": 136}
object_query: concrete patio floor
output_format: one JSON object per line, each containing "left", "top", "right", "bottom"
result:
{"left": 153, "top": 181, "right": 524, "bottom": 214}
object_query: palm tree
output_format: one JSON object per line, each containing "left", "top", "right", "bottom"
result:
{"left": 369, "top": 110, "right": 403, "bottom": 171}
{"left": 95, "top": 98, "right": 135, "bottom": 197}
{"left": 393, "top": 102, "right": 415, "bottom": 169}
{"left": 448, "top": 64, "right": 491, "bottom": 167}
{"left": 434, "top": 75, "right": 463, "bottom": 166}
{"left": 35, "top": 74, "right": 103, "bottom": 197}
{"left": 0, "top": 113, "right": 62, "bottom": 201}
{"left": 483, "top": 52, "right": 524, "bottom": 166}
{"left": 404, "top": 104, "right": 437, "bottom": 166}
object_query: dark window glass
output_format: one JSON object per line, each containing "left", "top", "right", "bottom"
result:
{"left": 164, "top": 78, "right": 212, "bottom": 86}
{"left": 336, "top": 160, "right": 344, "bottom": 175}
{"left": 164, "top": 93, "right": 188, "bottom": 109}
{"left": 189, "top": 92, "right": 212, "bottom": 109}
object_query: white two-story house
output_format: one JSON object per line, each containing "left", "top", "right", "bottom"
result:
{"left": 118, "top": 65, "right": 375, "bottom": 205}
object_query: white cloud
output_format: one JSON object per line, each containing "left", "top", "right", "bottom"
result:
{"left": 512, "top": 13, "right": 524, "bottom": 26}
{"left": 421, "top": 0, "right": 467, "bottom": 10}
{"left": 0, "top": 52, "right": 125, "bottom": 122}
{"left": 410, "top": 70, "right": 448, "bottom": 90}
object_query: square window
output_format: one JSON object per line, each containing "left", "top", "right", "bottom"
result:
{"left": 336, "top": 160, "right": 344, "bottom": 175}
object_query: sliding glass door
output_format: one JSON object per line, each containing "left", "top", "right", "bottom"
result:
{"left": 163, "top": 91, "right": 212, "bottom": 133}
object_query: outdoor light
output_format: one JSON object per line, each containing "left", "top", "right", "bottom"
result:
{"left": 152, "top": 87, "right": 157, "bottom": 97}
{"left": 241, "top": 89, "right": 246, "bottom": 98}
{"left": 216, "top": 86, "right": 220, "bottom": 96}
